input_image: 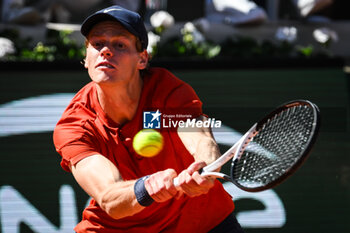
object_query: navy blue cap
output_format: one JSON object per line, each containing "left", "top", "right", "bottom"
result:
{"left": 81, "top": 5, "right": 148, "bottom": 50}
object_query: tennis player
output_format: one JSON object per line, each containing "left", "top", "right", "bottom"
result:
{"left": 53, "top": 5, "right": 244, "bottom": 233}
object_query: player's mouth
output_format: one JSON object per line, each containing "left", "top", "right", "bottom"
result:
{"left": 96, "top": 61, "right": 115, "bottom": 69}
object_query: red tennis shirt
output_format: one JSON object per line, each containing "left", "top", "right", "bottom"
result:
{"left": 53, "top": 67, "right": 234, "bottom": 232}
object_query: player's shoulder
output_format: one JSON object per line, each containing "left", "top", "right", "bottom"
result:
{"left": 142, "top": 67, "right": 200, "bottom": 107}
{"left": 57, "top": 82, "right": 97, "bottom": 124}
{"left": 147, "top": 67, "right": 186, "bottom": 87}
{"left": 53, "top": 82, "right": 102, "bottom": 151}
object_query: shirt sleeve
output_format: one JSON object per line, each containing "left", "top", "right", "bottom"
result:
{"left": 164, "top": 81, "right": 203, "bottom": 119}
{"left": 53, "top": 115, "right": 100, "bottom": 172}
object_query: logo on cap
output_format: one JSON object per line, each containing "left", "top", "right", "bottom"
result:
{"left": 103, "top": 8, "right": 123, "bottom": 13}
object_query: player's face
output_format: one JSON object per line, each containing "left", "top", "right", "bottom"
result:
{"left": 84, "top": 21, "right": 148, "bottom": 85}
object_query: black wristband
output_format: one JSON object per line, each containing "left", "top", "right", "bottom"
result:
{"left": 134, "top": 175, "right": 154, "bottom": 206}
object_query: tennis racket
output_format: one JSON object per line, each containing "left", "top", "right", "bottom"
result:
{"left": 174, "top": 100, "right": 320, "bottom": 192}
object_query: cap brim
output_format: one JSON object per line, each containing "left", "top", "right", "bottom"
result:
{"left": 81, "top": 13, "right": 139, "bottom": 39}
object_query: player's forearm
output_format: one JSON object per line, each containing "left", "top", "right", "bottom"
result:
{"left": 98, "top": 180, "right": 145, "bottom": 219}
{"left": 100, "top": 170, "right": 179, "bottom": 218}
{"left": 193, "top": 133, "right": 221, "bottom": 165}
{"left": 178, "top": 116, "right": 221, "bottom": 166}
{"left": 71, "top": 154, "right": 145, "bottom": 219}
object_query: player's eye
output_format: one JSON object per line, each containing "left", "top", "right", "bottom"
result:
{"left": 95, "top": 42, "right": 102, "bottom": 48}
{"left": 91, "top": 40, "right": 103, "bottom": 49}
{"left": 114, "top": 42, "right": 126, "bottom": 50}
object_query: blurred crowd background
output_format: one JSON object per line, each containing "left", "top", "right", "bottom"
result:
{"left": 1, "top": 0, "right": 350, "bottom": 63}
{"left": 2, "top": 0, "right": 350, "bottom": 25}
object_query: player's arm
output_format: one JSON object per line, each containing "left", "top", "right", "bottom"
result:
{"left": 176, "top": 115, "right": 221, "bottom": 197}
{"left": 178, "top": 115, "right": 221, "bottom": 164}
{"left": 70, "top": 154, "right": 178, "bottom": 219}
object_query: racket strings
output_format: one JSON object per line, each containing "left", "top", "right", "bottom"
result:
{"left": 233, "top": 105, "right": 315, "bottom": 188}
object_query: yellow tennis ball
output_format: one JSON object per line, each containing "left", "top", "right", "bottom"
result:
{"left": 133, "top": 129, "right": 164, "bottom": 157}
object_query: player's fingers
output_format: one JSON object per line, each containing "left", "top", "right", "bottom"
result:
{"left": 192, "top": 171, "right": 215, "bottom": 191}
{"left": 179, "top": 168, "right": 215, "bottom": 197}
{"left": 186, "top": 161, "right": 207, "bottom": 175}
{"left": 146, "top": 169, "right": 178, "bottom": 202}
{"left": 163, "top": 168, "right": 179, "bottom": 196}
{"left": 175, "top": 171, "right": 194, "bottom": 196}
{"left": 180, "top": 172, "right": 208, "bottom": 197}
{"left": 144, "top": 176, "right": 161, "bottom": 201}
{"left": 147, "top": 184, "right": 169, "bottom": 203}
{"left": 181, "top": 184, "right": 204, "bottom": 197}
{"left": 176, "top": 165, "right": 211, "bottom": 197}
{"left": 152, "top": 189, "right": 173, "bottom": 202}
{"left": 164, "top": 178, "right": 179, "bottom": 196}
{"left": 155, "top": 177, "right": 178, "bottom": 200}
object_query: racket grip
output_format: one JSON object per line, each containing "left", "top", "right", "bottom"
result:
{"left": 173, "top": 177, "right": 180, "bottom": 187}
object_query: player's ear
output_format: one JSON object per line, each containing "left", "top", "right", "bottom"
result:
{"left": 138, "top": 50, "right": 149, "bottom": 70}
{"left": 83, "top": 40, "right": 88, "bottom": 69}
{"left": 84, "top": 59, "right": 88, "bottom": 69}
{"left": 81, "top": 59, "right": 87, "bottom": 69}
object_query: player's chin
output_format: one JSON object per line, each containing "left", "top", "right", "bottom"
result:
{"left": 92, "top": 73, "right": 117, "bottom": 84}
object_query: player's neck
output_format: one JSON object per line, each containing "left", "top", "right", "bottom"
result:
{"left": 96, "top": 76, "right": 143, "bottom": 125}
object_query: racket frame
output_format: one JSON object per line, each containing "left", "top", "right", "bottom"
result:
{"left": 174, "top": 100, "right": 320, "bottom": 192}
{"left": 173, "top": 124, "right": 258, "bottom": 186}
{"left": 201, "top": 123, "right": 258, "bottom": 181}
{"left": 231, "top": 100, "right": 320, "bottom": 192}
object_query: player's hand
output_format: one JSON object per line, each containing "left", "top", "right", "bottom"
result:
{"left": 176, "top": 161, "right": 215, "bottom": 197}
{"left": 144, "top": 169, "right": 179, "bottom": 203}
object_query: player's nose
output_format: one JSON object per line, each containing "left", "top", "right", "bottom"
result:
{"left": 101, "top": 45, "right": 113, "bottom": 57}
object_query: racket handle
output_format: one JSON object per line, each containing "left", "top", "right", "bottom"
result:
{"left": 173, "top": 168, "right": 204, "bottom": 187}
{"left": 173, "top": 177, "right": 180, "bottom": 187}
